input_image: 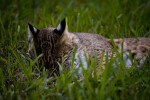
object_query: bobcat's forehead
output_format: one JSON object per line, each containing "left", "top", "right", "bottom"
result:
{"left": 37, "top": 28, "right": 57, "bottom": 56}
{"left": 29, "top": 28, "right": 54, "bottom": 55}
{"left": 35, "top": 28, "right": 59, "bottom": 51}
{"left": 37, "top": 28, "right": 55, "bottom": 41}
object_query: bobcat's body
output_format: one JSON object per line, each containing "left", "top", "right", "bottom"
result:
{"left": 28, "top": 19, "right": 150, "bottom": 75}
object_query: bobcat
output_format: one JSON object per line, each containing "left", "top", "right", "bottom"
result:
{"left": 28, "top": 18, "right": 150, "bottom": 75}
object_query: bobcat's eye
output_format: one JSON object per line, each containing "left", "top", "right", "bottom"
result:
{"left": 41, "top": 42, "right": 50, "bottom": 49}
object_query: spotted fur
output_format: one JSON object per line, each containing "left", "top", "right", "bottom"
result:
{"left": 28, "top": 18, "right": 150, "bottom": 75}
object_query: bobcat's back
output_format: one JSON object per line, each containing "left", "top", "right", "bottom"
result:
{"left": 114, "top": 38, "right": 150, "bottom": 68}
{"left": 74, "top": 33, "right": 113, "bottom": 69}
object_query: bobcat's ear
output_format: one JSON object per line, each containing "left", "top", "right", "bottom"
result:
{"left": 54, "top": 18, "right": 67, "bottom": 36}
{"left": 28, "top": 23, "right": 39, "bottom": 38}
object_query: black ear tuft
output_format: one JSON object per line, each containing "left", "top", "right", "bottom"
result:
{"left": 28, "top": 23, "right": 39, "bottom": 37}
{"left": 54, "top": 18, "right": 66, "bottom": 35}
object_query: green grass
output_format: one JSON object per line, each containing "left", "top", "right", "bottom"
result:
{"left": 0, "top": 0, "right": 150, "bottom": 99}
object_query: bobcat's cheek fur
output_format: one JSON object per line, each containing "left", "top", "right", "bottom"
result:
{"left": 28, "top": 18, "right": 150, "bottom": 76}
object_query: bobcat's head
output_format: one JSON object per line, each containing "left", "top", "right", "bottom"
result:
{"left": 28, "top": 18, "right": 68, "bottom": 70}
